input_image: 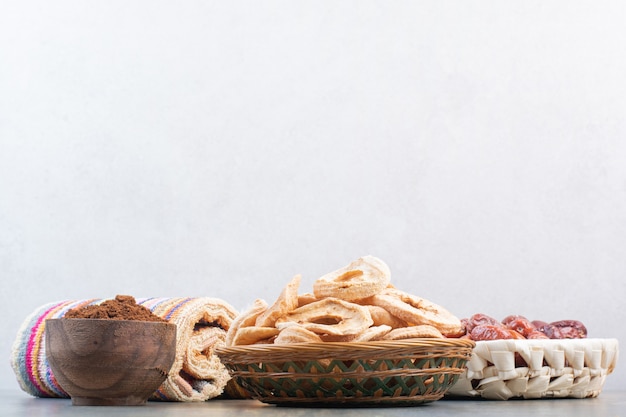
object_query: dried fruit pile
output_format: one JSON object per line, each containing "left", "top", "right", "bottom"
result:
{"left": 226, "top": 256, "right": 464, "bottom": 345}
{"left": 461, "top": 313, "right": 587, "bottom": 341}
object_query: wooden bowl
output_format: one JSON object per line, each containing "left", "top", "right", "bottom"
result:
{"left": 45, "top": 318, "right": 177, "bottom": 406}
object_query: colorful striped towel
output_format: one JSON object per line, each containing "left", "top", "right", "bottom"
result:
{"left": 11, "top": 297, "right": 240, "bottom": 401}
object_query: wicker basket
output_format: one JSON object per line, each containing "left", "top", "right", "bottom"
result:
{"left": 446, "top": 338, "right": 619, "bottom": 400}
{"left": 216, "top": 338, "right": 475, "bottom": 407}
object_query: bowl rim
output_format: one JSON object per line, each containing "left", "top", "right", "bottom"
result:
{"left": 46, "top": 318, "right": 176, "bottom": 326}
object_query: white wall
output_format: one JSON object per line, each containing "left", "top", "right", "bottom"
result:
{"left": 1, "top": 1, "right": 624, "bottom": 392}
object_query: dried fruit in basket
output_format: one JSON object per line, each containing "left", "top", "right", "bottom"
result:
{"left": 470, "top": 325, "right": 512, "bottom": 341}
{"left": 275, "top": 298, "right": 373, "bottom": 337}
{"left": 502, "top": 315, "right": 536, "bottom": 338}
{"left": 313, "top": 255, "right": 391, "bottom": 301}
{"left": 368, "top": 288, "right": 463, "bottom": 337}
{"left": 255, "top": 274, "right": 301, "bottom": 327}
{"left": 382, "top": 324, "right": 444, "bottom": 340}
{"left": 507, "top": 329, "right": 526, "bottom": 339}
{"left": 541, "top": 320, "right": 587, "bottom": 339}
{"left": 464, "top": 313, "right": 503, "bottom": 333}
{"left": 462, "top": 314, "right": 588, "bottom": 341}
{"left": 226, "top": 255, "right": 464, "bottom": 345}
{"left": 526, "top": 330, "right": 549, "bottom": 339}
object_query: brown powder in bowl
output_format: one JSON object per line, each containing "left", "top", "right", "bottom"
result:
{"left": 64, "top": 295, "right": 166, "bottom": 322}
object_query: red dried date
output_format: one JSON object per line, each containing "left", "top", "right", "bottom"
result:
{"left": 546, "top": 320, "right": 587, "bottom": 339}
{"left": 507, "top": 329, "right": 526, "bottom": 339}
{"left": 464, "top": 314, "right": 587, "bottom": 340}
{"left": 470, "top": 325, "right": 513, "bottom": 341}
{"left": 465, "top": 313, "right": 502, "bottom": 333}
{"left": 502, "top": 315, "right": 529, "bottom": 326}
{"left": 460, "top": 317, "right": 470, "bottom": 334}
{"left": 538, "top": 324, "right": 556, "bottom": 338}
{"left": 502, "top": 315, "right": 536, "bottom": 338}
{"left": 526, "top": 330, "right": 549, "bottom": 339}
{"left": 531, "top": 320, "right": 549, "bottom": 332}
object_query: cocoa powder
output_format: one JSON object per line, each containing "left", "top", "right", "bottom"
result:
{"left": 64, "top": 295, "right": 166, "bottom": 322}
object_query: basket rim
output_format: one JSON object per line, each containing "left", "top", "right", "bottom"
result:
{"left": 216, "top": 337, "right": 475, "bottom": 355}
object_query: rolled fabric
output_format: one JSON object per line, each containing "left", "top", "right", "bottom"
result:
{"left": 11, "top": 297, "right": 239, "bottom": 401}
{"left": 139, "top": 297, "right": 238, "bottom": 401}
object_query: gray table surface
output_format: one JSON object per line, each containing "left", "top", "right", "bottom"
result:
{"left": 2, "top": 389, "right": 623, "bottom": 417}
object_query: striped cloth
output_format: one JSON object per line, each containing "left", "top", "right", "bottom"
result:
{"left": 11, "top": 299, "right": 98, "bottom": 398}
{"left": 11, "top": 297, "right": 240, "bottom": 401}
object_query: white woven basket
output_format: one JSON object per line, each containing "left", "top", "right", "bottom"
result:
{"left": 446, "top": 338, "right": 618, "bottom": 400}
